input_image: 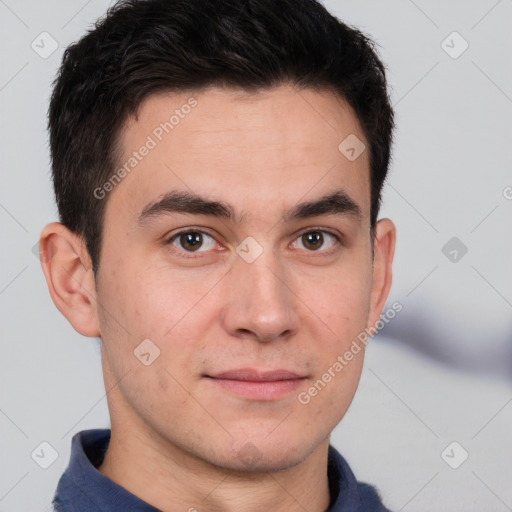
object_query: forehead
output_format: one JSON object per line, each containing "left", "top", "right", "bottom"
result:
{"left": 107, "top": 85, "right": 370, "bottom": 226}
{"left": 127, "top": 85, "right": 365, "bottom": 153}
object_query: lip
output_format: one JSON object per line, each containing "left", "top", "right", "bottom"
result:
{"left": 205, "top": 368, "right": 307, "bottom": 401}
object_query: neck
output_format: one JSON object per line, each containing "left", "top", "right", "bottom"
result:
{"left": 98, "top": 422, "right": 331, "bottom": 512}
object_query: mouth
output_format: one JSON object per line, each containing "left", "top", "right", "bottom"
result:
{"left": 204, "top": 368, "right": 308, "bottom": 401}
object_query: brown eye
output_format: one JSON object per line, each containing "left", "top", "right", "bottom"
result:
{"left": 179, "top": 232, "right": 203, "bottom": 251}
{"left": 167, "top": 230, "right": 217, "bottom": 254}
{"left": 302, "top": 231, "right": 324, "bottom": 251}
{"left": 292, "top": 230, "right": 339, "bottom": 253}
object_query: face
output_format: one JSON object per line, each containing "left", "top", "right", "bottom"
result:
{"left": 92, "top": 85, "right": 390, "bottom": 471}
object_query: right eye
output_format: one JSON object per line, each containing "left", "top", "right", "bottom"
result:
{"left": 166, "top": 229, "right": 221, "bottom": 258}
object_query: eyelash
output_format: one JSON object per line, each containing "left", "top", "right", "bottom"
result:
{"left": 165, "top": 226, "right": 342, "bottom": 259}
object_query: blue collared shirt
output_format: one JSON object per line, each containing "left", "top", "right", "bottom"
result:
{"left": 53, "top": 429, "right": 391, "bottom": 511}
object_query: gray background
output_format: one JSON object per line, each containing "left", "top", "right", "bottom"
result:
{"left": 1, "top": 0, "right": 511, "bottom": 510}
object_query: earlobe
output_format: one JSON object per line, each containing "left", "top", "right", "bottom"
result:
{"left": 368, "top": 218, "right": 396, "bottom": 328}
{"left": 39, "top": 222, "right": 101, "bottom": 337}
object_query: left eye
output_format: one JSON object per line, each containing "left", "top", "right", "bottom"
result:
{"left": 291, "top": 230, "right": 340, "bottom": 252}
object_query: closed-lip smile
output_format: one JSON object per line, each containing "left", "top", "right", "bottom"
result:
{"left": 205, "top": 368, "right": 307, "bottom": 401}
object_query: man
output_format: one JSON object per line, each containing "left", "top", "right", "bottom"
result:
{"left": 39, "top": 0, "right": 396, "bottom": 510}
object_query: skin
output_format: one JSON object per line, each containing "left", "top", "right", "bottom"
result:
{"left": 40, "top": 85, "right": 395, "bottom": 512}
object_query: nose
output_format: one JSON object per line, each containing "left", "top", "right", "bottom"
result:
{"left": 220, "top": 244, "right": 299, "bottom": 344}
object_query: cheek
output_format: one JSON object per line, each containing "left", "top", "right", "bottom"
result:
{"left": 311, "top": 260, "right": 373, "bottom": 340}
{"left": 96, "top": 260, "right": 218, "bottom": 382}
{"left": 299, "top": 256, "right": 371, "bottom": 416}
{"left": 100, "top": 258, "right": 197, "bottom": 333}
{"left": 298, "top": 350, "right": 364, "bottom": 438}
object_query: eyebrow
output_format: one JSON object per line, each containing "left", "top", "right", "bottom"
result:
{"left": 137, "top": 189, "right": 362, "bottom": 226}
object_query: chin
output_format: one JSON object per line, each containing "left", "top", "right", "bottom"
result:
{"left": 203, "top": 433, "right": 321, "bottom": 474}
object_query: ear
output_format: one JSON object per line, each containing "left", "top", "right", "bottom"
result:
{"left": 39, "top": 222, "right": 100, "bottom": 337}
{"left": 367, "top": 218, "right": 396, "bottom": 328}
